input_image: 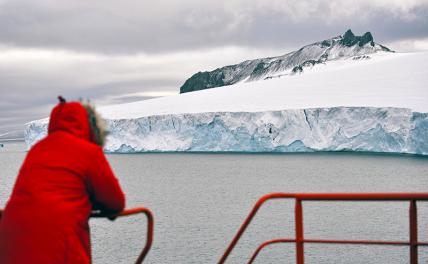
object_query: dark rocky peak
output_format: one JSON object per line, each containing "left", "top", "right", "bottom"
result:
{"left": 340, "top": 29, "right": 374, "bottom": 47}
{"left": 343, "top": 29, "right": 355, "bottom": 40}
{"left": 361, "top": 32, "right": 374, "bottom": 44}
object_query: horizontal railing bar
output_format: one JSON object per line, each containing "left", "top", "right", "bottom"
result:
{"left": 248, "top": 238, "right": 428, "bottom": 247}
{"left": 305, "top": 239, "right": 410, "bottom": 246}
{"left": 259, "top": 192, "right": 428, "bottom": 201}
{"left": 248, "top": 238, "right": 428, "bottom": 264}
{"left": 1, "top": 208, "right": 152, "bottom": 219}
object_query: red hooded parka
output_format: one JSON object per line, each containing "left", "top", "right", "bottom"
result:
{"left": 0, "top": 101, "right": 125, "bottom": 263}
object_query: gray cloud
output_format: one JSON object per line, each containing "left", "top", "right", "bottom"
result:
{"left": 0, "top": 0, "right": 427, "bottom": 53}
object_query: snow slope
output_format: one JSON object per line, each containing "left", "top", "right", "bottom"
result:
{"left": 25, "top": 52, "right": 428, "bottom": 155}
{"left": 180, "top": 29, "right": 392, "bottom": 93}
{"left": 103, "top": 52, "right": 427, "bottom": 116}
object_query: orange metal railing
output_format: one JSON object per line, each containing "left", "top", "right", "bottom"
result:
{"left": 1, "top": 207, "right": 154, "bottom": 264}
{"left": 91, "top": 207, "right": 154, "bottom": 264}
{"left": 218, "top": 193, "right": 428, "bottom": 264}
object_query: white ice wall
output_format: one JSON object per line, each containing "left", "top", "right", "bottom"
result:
{"left": 24, "top": 52, "right": 428, "bottom": 155}
{"left": 25, "top": 107, "right": 428, "bottom": 155}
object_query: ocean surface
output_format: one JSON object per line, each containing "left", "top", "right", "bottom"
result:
{"left": 1, "top": 141, "right": 428, "bottom": 263}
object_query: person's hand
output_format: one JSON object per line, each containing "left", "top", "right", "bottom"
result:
{"left": 107, "top": 214, "right": 118, "bottom": 221}
{"left": 90, "top": 209, "right": 119, "bottom": 221}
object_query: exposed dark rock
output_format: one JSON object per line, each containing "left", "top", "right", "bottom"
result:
{"left": 340, "top": 29, "right": 374, "bottom": 47}
{"left": 179, "top": 29, "right": 393, "bottom": 93}
{"left": 180, "top": 70, "right": 226, "bottom": 93}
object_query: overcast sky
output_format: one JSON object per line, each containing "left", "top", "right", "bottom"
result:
{"left": 1, "top": 0, "right": 428, "bottom": 137}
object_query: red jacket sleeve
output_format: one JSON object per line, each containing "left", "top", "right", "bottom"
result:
{"left": 87, "top": 147, "right": 125, "bottom": 214}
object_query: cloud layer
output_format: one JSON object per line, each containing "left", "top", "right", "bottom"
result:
{"left": 0, "top": 0, "right": 427, "bottom": 53}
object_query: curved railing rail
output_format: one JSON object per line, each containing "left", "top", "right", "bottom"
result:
{"left": 1, "top": 207, "right": 154, "bottom": 264}
{"left": 218, "top": 193, "right": 428, "bottom": 264}
{"left": 91, "top": 207, "right": 154, "bottom": 264}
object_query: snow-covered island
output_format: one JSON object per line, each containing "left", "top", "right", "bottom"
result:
{"left": 25, "top": 30, "right": 428, "bottom": 155}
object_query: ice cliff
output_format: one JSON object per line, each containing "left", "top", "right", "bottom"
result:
{"left": 24, "top": 44, "right": 428, "bottom": 155}
{"left": 25, "top": 107, "right": 428, "bottom": 155}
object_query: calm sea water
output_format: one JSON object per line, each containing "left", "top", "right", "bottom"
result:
{"left": 1, "top": 142, "right": 428, "bottom": 263}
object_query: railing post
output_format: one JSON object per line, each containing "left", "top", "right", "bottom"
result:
{"left": 136, "top": 210, "right": 154, "bottom": 264}
{"left": 409, "top": 200, "right": 418, "bottom": 264}
{"left": 295, "top": 199, "right": 304, "bottom": 264}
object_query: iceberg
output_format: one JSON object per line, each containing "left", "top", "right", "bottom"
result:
{"left": 24, "top": 50, "right": 428, "bottom": 155}
{"left": 25, "top": 107, "right": 428, "bottom": 155}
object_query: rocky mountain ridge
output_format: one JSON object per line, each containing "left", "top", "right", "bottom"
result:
{"left": 180, "top": 29, "right": 392, "bottom": 93}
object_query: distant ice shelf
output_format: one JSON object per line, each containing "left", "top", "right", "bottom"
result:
{"left": 25, "top": 107, "right": 428, "bottom": 155}
{"left": 24, "top": 51, "right": 428, "bottom": 155}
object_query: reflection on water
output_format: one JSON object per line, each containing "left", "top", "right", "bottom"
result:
{"left": 1, "top": 142, "right": 428, "bottom": 263}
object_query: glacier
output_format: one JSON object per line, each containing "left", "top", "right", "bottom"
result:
{"left": 24, "top": 49, "right": 428, "bottom": 155}
{"left": 25, "top": 107, "right": 428, "bottom": 155}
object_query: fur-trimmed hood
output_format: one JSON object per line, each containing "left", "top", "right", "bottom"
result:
{"left": 48, "top": 97, "right": 107, "bottom": 146}
{"left": 82, "top": 102, "right": 107, "bottom": 147}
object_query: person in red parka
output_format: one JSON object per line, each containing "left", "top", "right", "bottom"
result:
{"left": 0, "top": 97, "right": 125, "bottom": 263}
